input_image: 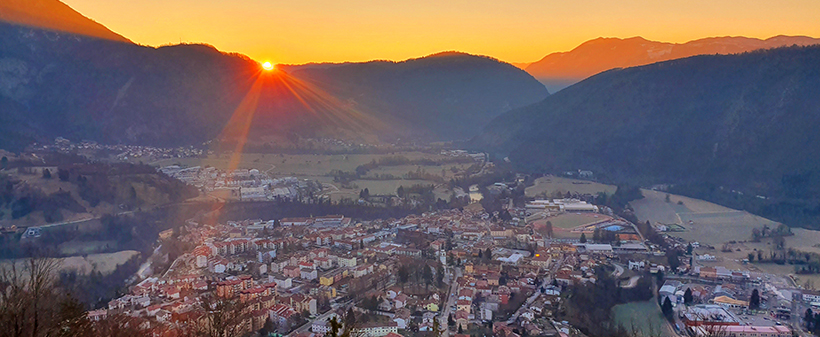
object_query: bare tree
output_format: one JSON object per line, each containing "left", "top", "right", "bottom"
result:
{"left": 197, "top": 295, "right": 248, "bottom": 337}
{"left": 324, "top": 316, "right": 363, "bottom": 337}
{"left": 92, "top": 314, "right": 148, "bottom": 337}
{"left": 0, "top": 256, "right": 153, "bottom": 337}
{"left": 0, "top": 257, "right": 61, "bottom": 337}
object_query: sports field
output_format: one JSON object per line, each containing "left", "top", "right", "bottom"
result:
{"left": 531, "top": 213, "right": 612, "bottom": 239}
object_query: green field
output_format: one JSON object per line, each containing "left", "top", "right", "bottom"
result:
{"left": 151, "top": 152, "right": 466, "bottom": 179}
{"left": 631, "top": 189, "right": 820, "bottom": 287}
{"left": 58, "top": 239, "right": 118, "bottom": 255}
{"left": 1, "top": 250, "right": 138, "bottom": 276}
{"left": 631, "top": 190, "right": 779, "bottom": 248}
{"left": 612, "top": 301, "right": 674, "bottom": 337}
{"left": 525, "top": 176, "right": 616, "bottom": 198}
{"left": 151, "top": 151, "right": 474, "bottom": 202}
{"left": 321, "top": 178, "right": 438, "bottom": 202}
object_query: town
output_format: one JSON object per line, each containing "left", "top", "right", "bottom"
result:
{"left": 83, "top": 193, "right": 820, "bottom": 337}
{"left": 3, "top": 2, "right": 820, "bottom": 337}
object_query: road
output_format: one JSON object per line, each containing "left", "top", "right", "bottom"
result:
{"left": 34, "top": 215, "right": 98, "bottom": 229}
{"left": 507, "top": 257, "right": 565, "bottom": 324}
{"left": 621, "top": 275, "right": 641, "bottom": 288}
{"left": 440, "top": 265, "right": 463, "bottom": 337}
{"left": 136, "top": 202, "right": 225, "bottom": 280}
{"left": 612, "top": 263, "right": 625, "bottom": 278}
{"left": 136, "top": 245, "right": 162, "bottom": 279}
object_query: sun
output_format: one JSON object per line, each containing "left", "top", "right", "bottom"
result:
{"left": 261, "top": 61, "right": 274, "bottom": 71}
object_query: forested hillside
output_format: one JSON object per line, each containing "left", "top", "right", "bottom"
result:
{"left": 474, "top": 46, "right": 820, "bottom": 228}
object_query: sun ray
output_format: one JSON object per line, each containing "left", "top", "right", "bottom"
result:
{"left": 202, "top": 62, "right": 394, "bottom": 216}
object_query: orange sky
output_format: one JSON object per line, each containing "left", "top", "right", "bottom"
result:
{"left": 62, "top": 0, "right": 820, "bottom": 65}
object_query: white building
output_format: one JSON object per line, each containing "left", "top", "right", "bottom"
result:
{"left": 803, "top": 290, "right": 820, "bottom": 303}
{"left": 338, "top": 256, "right": 357, "bottom": 268}
{"left": 240, "top": 186, "right": 267, "bottom": 201}
{"left": 270, "top": 275, "right": 292, "bottom": 289}
{"left": 311, "top": 314, "right": 339, "bottom": 335}
{"left": 196, "top": 255, "right": 208, "bottom": 268}
{"left": 353, "top": 322, "right": 399, "bottom": 337}
{"left": 300, "top": 267, "right": 318, "bottom": 280}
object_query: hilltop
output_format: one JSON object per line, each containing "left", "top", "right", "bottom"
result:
{"left": 0, "top": 153, "right": 196, "bottom": 230}
{"left": 287, "top": 51, "right": 548, "bottom": 140}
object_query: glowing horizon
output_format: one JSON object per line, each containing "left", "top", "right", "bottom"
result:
{"left": 61, "top": 0, "right": 820, "bottom": 65}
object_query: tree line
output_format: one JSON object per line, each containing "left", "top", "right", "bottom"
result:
{"left": 559, "top": 268, "right": 655, "bottom": 337}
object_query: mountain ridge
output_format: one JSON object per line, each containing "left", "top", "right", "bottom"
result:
{"left": 474, "top": 46, "right": 820, "bottom": 214}
{"left": 524, "top": 35, "right": 820, "bottom": 92}
{"left": 0, "top": 0, "right": 131, "bottom": 43}
{"left": 0, "top": 21, "right": 548, "bottom": 150}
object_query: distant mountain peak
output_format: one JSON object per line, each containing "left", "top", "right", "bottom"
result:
{"left": 474, "top": 46, "right": 820, "bottom": 230}
{"left": 0, "top": 0, "right": 130, "bottom": 43}
{"left": 525, "top": 35, "right": 820, "bottom": 93}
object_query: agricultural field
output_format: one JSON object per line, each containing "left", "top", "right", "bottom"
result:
{"left": 0, "top": 250, "right": 139, "bottom": 276}
{"left": 58, "top": 239, "right": 117, "bottom": 255}
{"left": 612, "top": 300, "right": 674, "bottom": 337}
{"left": 631, "top": 190, "right": 779, "bottom": 248}
{"left": 152, "top": 151, "right": 474, "bottom": 202}
{"left": 61, "top": 250, "right": 140, "bottom": 275}
{"left": 320, "top": 178, "right": 436, "bottom": 202}
{"left": 151, "top": 151, "right": 466, "bottom": 178}
{"left": 632, "top": 189, "right": 820, "bottom": 287}
{"left": 786, "top": 228, "right": 820, "bottom": 255}
{"left": 525, "top": 176, "right": 616, "bottom": 198}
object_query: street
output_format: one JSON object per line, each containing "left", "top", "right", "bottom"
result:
{"left": 507, "top": 257, "right": 564, "bottom": 324}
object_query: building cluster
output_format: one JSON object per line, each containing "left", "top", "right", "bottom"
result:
{"left": 651, "top": 263, "right": 813, "bottom": 337}
{"left": 159, "top": 165, "right": 318, "bottom": 201}
{"left": 34, "top": 137, "right": 206, "bottom": 160}
{"left": 525, "top": 199, "right": 599, "bottom": 213}
{"left": 83, "top": 184, "right": 811, "bottom": 337}
{"left": 439, "top": 149, "right": 487, "bottom": 163}
{"left": 87, "top": 203, "right": 632, "bottom": 336}
{"left": 87, "top": 211, "right": 450, "bottom": 336}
